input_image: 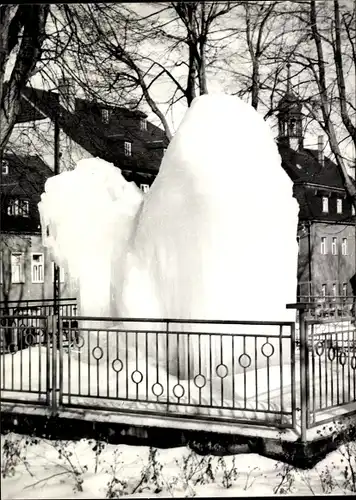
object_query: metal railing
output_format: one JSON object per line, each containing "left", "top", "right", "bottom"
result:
{"left": 1, "top": 308, "right": 355, "bottom": 439}
{"left": 0, "top": 298, "right": 77, "bottom": 352}
{"left": 288, "top": 301, "right": 356, "bottom": 440}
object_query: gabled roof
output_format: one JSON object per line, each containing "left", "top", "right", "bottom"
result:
{"left": 1, "top": 153, "right": 53, "bottom": 233}
{"left": 19, "top": 87, "right": 168, "bottom": 174}
{"left": 279, "top": 144, "right": 346, "bottom": 189}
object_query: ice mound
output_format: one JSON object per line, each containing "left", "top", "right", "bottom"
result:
{"left": 39, "top": 94, "right": 299, "bottom": 377}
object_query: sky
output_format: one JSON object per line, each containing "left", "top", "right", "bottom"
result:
{"left": 5, "top": 1, "right": 356, "bottom": 174}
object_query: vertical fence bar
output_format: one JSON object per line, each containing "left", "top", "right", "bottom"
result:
{"left": 59, "top": 313, "right": 63, "bottom": 407}
{"left": 51, "top": 314, "right": 58, "bottom": 412}
{"left": 46, "top": 317, "right": 51, "bottom": 406}
{"left": 291, "top": 322, "right": 296, "bottom": 430}
{"left": 299, "top": 307, "right": 308, "bottom": 441}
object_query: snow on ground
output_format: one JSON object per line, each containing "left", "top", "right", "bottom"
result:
{"left": 1, "top": 432, "right": 355, "bottom": 498}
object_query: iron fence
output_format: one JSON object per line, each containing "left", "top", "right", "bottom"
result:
{"left": 0, "top": 298, "right": 77, "bottom": 352}
{"left": 1, "top": 307, "right": 355, "bottom": 439}
{"left": 56, "top": 316, "right": 296, "bottom": 429}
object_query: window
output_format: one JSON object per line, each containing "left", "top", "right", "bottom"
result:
{"left": 322, "top": 196, "right": 329, "bottom": 213}
{"left": 140, "top": 118, "right": 147, "bottom": 131}
{"left": 342, "top": 238, "right": 348, "bottom": 255}
{"left": 332, "top": 283, "right": 337, "bottom": 299}
{"left": 11, "top": 253, "right": 25, "bottom": 283}
{"left": 124, "top": 141, "right": 132, "bottom": 157}
{"left": 102, "top": 109, "right": 110, "bottom": 124}
{"left": 337, "top": 198, "right": 343, "bottom": 214}
{"left": 331, "top": 237, "right": 337, "bottom": 255}
{"left": 140, "top": 184, "right": 149, "bottom": 193}
{"left": 343, "top": 283, "right": 347, "bottom": 296}
{"left": 31, "top": 253, "right": 44, "bottom": 283}
{"left": 52, "top": 262, "right": 65, "bottom": 283}
{"left": 321, "top": 284, "right": 327, "bottom": 300}
{"left": 2, "top": 160, "right": 9, "bottom": 175}
{"left": 320, "top": 236, "right": 327, "bottom": 254}
{"left": 352, "top": 205, "right": 355, "bottom": 216}
{"left": 7, "top": 198, "right": 29, "bottom": 217}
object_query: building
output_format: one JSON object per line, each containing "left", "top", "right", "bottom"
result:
{"left": 277, "top": 88, "right": 356, "bottom": 300}
{"left": 1, "top": 81, "right": 167, "bottom": 303}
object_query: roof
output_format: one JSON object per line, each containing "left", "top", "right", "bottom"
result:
{"left": 279, "top": 145, "right": 345, "bottom": 188}
{"left": 279, "top": 144, "right": 355, "bottom": 223}
{"left": 277, "top": 92, "right": 303, "bottom": 114}
{"left": 1, "top": 153, "right": 53, "bottom": 232}
{"left": 19, "top": 87, "right": 168, "bottom": 174}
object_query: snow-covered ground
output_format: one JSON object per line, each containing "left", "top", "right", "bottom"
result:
{"left": 1, "top": 432, "right": 355, "bottom": 498}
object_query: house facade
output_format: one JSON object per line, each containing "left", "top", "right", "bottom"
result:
{"left": 277, "top": 90, "right": 356, "bottom": 300}
{"left": 0, "top": 80, "right": 167, "bottom": 304}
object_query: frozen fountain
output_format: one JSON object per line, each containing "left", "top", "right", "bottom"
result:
{"left": 39, "top": 94, "right": 299, "bottom": 380}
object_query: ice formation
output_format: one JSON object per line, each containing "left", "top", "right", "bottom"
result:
{"left": 39, "top": 94, "right": 299, "bottom": 378}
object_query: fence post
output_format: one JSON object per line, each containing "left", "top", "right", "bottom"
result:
{"left": 51, "top": 313, "right": 58, "bottom": 413}
{"left": 299, "top": 305, "right": 309, "bottom": 442}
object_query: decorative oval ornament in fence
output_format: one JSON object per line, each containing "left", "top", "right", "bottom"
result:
{"left": 92, "top": 346, "right": 104, "bottom": 361}
{"left": 152, "top": 382, "right": 164, "bottom": 397}
{"left": 338, "top": 351, "right": 347, "bottom": 366}
{"left": 112, "top": 358, "right": 123, "bottom": 373}
{"left": 314, "top": 341, "right": 325, "bottom": 356}
{"left": 327, "top": 346, "right": 336, "bottom": 362}
{"left": 173, "top": 383, "right": 185, "bottom": 399}
{"left": 351, "top": 356, "right": 356, "bottom": 370}
{"left": 216, "top": 363, "right": 228, "bottom": 378}
{"left": 194, "top": 374, "right": 206, "bottom": 388}
{"left": 238, "top": 353, "right": 252, "bottom": 368}
{"left": 131, "top": 370, "right": 143, "bottom": 384}
{"left": 261, "top": 342, "right": 274, "bottom": 358}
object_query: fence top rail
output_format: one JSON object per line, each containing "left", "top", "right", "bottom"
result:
{"left": 0, "top": 298, "right": 77, "bottom": 305}
{"left": 60, "top": 315, "right": 295, "bottom": 326}
{"left": 305, "top": 317, "right": 356, "bottom": 326}
{"left": 0, "top": 315, "right": 47, "bottom": 320}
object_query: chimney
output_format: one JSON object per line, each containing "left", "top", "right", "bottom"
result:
{"left": 318, "top": 135, "right": 324, "bottom": 166}
{"left": 58, "top": 77, "right": 75, "bottom": 113}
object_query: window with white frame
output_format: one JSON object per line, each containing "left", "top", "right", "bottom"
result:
{"left": 322, "top": 196, "right": 329, "bottom": 213}
{"left": 52, "top": 262, "right": 65, "bottom": 283}
{"left": 337, "top": 198, "right": 343, "bottom": 214}
{"left": 140, "top": 118, "right": 147, "bottom": 131}
{"left": 124, "top": 141, "right": 132, "bottom": 156}
{"left": 140, "top": 184, "right": 149, "bottom": 193}
{"left": 321, "top": 284, "right": 327, "bottom": 300}
{"left": 7, "top": 198, "right": 29, "bottom": 217}
{"left": 331, "top": 237, "right": 337, "bottom": 255}
{"left": 343, "top": 283, "right": 347, "bottom": 296}
{"left": 11, "top": 253, "right": 25, "bottom": 283}
{"left": 102, "top": 108, "right": 110, "bottom": 124}
{"left": 342, "top": 238, "right": 348, "bottom": 255}
{"left": 320, "top": 236, "right": 327, "bottom": 254}
{"left": 31, "top": 253, "right": 44, "bottom": 283}
{"left": 2, "top": 160, "right": 9, "bottom": 175}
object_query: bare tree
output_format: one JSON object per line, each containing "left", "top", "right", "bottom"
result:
{"left": 0, "top": 4, "right": 49, "bottom": 157}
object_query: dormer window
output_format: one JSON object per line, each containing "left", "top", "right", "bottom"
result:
{"left": 140, "top": 184, "right": 149, "bottom": 193}
{"left": 124, "top": 141, "right": 132, "bottom": 157}
{"left": 102, "top": 108, "right": 110, "bottom": 124}
{"left": 7, "top": 198, "right": 29, "bottom": 217}
{"left": 140, "top": 118, "right": 147, "bottom": 131}
{"left": 337, "top": 198, "right": 343, "bottom": 214}
{"left": 2, "top": 160, "right": 9, "bottom": 175}
{"left": 322, "top": 196, "right": 329, "bottom": 213}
